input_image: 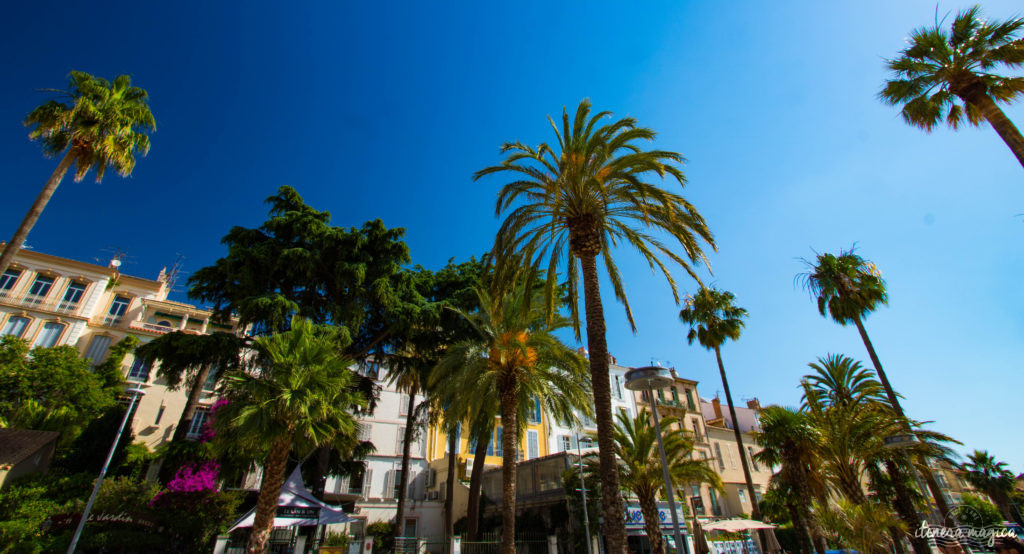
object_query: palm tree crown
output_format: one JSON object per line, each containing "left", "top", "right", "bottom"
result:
{"left": 880, "top": 5, "right": 1024, "bottom": 168}
{"left": 802, "top": 354, "right": 888, "bottom": 409}
{"left": 25, "top": 71, "right": 155, "bottom": 182}
{"left": 799, "top": 248, "right": 886, "bottom": 327}
{"left": 477, "top": 98, "right": 714, "bottom": 332}
{"left": 678, "top": 286, "right": 747, "bottom": 350}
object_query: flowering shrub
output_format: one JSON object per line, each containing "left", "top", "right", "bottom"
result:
{"left": 166, "top": 460, "right": 220, "bottom": 493}
{"left": 198, "top": 398, "right": 230, "bottom": 442}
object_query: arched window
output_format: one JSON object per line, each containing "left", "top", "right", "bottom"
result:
{"left": 33, "top": 322, "right": 66, "bottom": 348}
{"left": 1, "top": 316, "right": 30, "bottom": 338}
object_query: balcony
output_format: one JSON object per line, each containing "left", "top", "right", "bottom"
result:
{"left": 0, "top": 290, "right": 83, "bottom": 316}
{"left": 129, "top": 320, "right": 179, "bottom": 335}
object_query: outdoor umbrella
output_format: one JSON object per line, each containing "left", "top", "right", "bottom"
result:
{"left": 762, "top": 528, "right": 782, "bottom": 553}
{"left": 693, "top": 520, "right": 711, "bottom": 554}
{"left": 701, "top": 519, "right": 776, "bottom": 533}
{"left": 229, "top": 465, "right": 355, "bottom": 530}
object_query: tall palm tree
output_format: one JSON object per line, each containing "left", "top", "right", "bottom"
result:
{"left": 813, "top": 498, "right": 906, "bottom": 554}
{"left": 960, "top": 450, "right": 1021, "bottom": 524}
{"left": 213, "top": 317, "right": 364, "bottom": 554}
{"left": 383, "top": 355, "right": 431, "bottom": 546}
{"left": 678, "top": 286, "right": 763, "bottom": 525}
{"left": 476, "top": 100, "right": 714, "bottom": 552}
{"left": 880, "top": 6, "right": 1024, "bottom": 169}
{"left": 604, "top": 410, "right": 722, "bottom": 554}
{"left": 0, "top": 71, "right": 155, "bottom": 277}
{"left": 799, "top": 248, "right": 954, "bottom": 521}
{"left": 753, "top": 406, "right": 826, "bottom": 554}
{"left": 434, "top": 284, "right": 590, "bottom": 554}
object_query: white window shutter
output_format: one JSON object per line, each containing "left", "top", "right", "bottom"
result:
{"left": 396, "top": 426, "right": 406, "bottom": 455}
{"left": 384, "top": 470, "right": 394, "bottom": 499}
{"left": 362, "top": 468, "right": 373, "bottom": 497}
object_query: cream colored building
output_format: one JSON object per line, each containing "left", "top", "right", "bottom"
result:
{"left": 0, "top": 244, "right": 240, "bottom": 449}
{"left": 699, "top": 396, "right": 773, "bottom": 518}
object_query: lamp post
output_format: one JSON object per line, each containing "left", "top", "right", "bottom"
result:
{"left": 625, "top": 366, "right": 688, "bottom": 554}
{"left": 575, "top": 431, "right": 594, "bottom": 554}
{"left": 66, "top": 386, "right": 146, "bottom": 554}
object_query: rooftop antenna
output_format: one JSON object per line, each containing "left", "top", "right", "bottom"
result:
{"left": 164, "top": 253, "right": 186, "bottom": 295}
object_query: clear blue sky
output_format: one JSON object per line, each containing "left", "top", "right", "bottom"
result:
{"left": 2, "top": 1, "right": 1022, "bottom": 471}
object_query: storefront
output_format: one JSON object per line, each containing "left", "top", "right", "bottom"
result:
{"left": 623, "top": 502, "right": 693, "bottom": 554}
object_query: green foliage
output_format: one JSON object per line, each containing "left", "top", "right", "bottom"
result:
{"left": 93, "top": 335, "right": 137, "bottom": 392}
{"left": 562, "top": 466, "right": 602, "bottom": 553}
{"left": 0, "top": 336, "right": 116, "bottom": 446}
{"left": 367, "top": 521, "right": 394, "bottom": 551}
{"left": 813, "top": 498, "right": 905, "bottom": 554}
{"left": 678, "top": 286, "right": 747, "bottom": 351}
{"left": 798, "top": 247, "right": 886, "bottom": 327}
{"left": 880, "top": 5, "right": 1024, "bottom": 131}
{"left": 135, "top": 331, "right": 244, "bottom": 390}
{"left": 323, "top": 531, "right": 351, "bottom": 547}
{"left": 476, "top": 98, "right": 714, "bottom": 336}
{"left": 150, "top": 490, "right": 242, "bottom": 552}
{"left": 55, "top": 403, "right": 137, "bottom": 475}
{"left": 24, "top": 71, "right": 155, "bottom": 182}
{"left": 960, "top": 493, "right": 1004, "bottom": 528}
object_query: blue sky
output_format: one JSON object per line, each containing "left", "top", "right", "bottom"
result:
{"left": 2, "top": 1, "right": 1022, "bottom": 470}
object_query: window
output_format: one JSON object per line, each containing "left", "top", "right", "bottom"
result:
{"left": 527, "top": 398, "right": 541, "bottom": 424}
{"left": 403, "top": 518, "right": 417, "bottom": 538}
{"left": 579, "top": 437, "right": 594, "bottom": 449}
{"left": 33, "top": 322, "right": 65, "bottom": 348}
{"left": 527, "top": 430, "right": 539, "bottom": 460}
{"left": 671, "top": 387, "right": 679, "bottom": 404}
{"left": 1, "top": 316, "right": 30, "bottom": 338}
{"left": 448, "top": 424, "right": 461, "bottom": 455}
{"left": 685, "top": 389, "right": 696, "bottom": 411}
{"left": 560, "top": 435, "right": 572, "bottom": 452}
{"left": 202, "top": 367, "right": 219, "bottom": 391}
{"left": 362, "top": 469, "right": 373, "bottom": 497}
{"left": 85, "top": 335, "right": 113, "bottom": 364}
{"left": 613, "top": 375, "right": 623, "bottom": 400}
{"left": 692, "top": 418, "right": 704, "bottom": 443}
{"left": 709, "top": 488, "right": 721, "bottom": 515}
{"left": 488, "top": 427, "right": 503, "bottom": 457}
{"left": 396, "top": 426, "right": 406, "bottom": 454}
{"left": 27, "top": 275, "right": 54, "bottom": 298}
{"left": 128, "top": 357, "right": 151, "bottom": 382}
{"left": 358, "top": 424, "right": 371, "bottom": 442}
{"left": 0, "top": 269, "right": 21, "bottom": 291}
{"left": 748, "top": 447, "right": 759, "bottom": 471}
{"left": 392, "top": 468, "right": 403, "bottom": 499}
{"left": 186, "top": 410, "right": 209, "bottom": 439}
{"left": 108, "top": 295, "right": 130, "bottom": 317}
{"left": 582, "top": 412, "right": 596, "bottom": 428}
{"left": 714, "top": 442, "right": 725, "bottom": 470}
{"left": 657, "top": 389, "right": 665, "bottom": 402}
{"left": 363, "top": 361, "right": 381, "bottom": 380}
{"left": 59, "top": 280, "right": 86, "bottom": 311}
{"left": 399, "top": 393, "right": 410, "bottom": 416}
{"left": 641, "top": 390, "right": 649, "bottom": 402}
{"left": 738, "top": 489, "right": 747, "bottom": 504}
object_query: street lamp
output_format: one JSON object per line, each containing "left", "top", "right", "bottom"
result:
{"left": 66, "top": 386, "right": 147, "bottom": 554}
{"left": 625, "top": 366, "right": 688, "bottom": 554}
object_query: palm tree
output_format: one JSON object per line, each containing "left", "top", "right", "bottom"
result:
{"left": 799, "top": 248, "right": 954, "bottom": 521}
{"left": 0, "top": 71, "right": 155, "bottom": 277}
{"left": 960, "top": 450, "right": 1021, "bottom": 524}
{"left": 753, "top": 406, "right": 826, "bottom": 554}
{"left": 880, "top": 6, "right": 1024, "bottom": 169}
{"left": 383, "top": 354, "right": 431, "bottom": 546}
{"left": 813, "top": 498, "right": 906, "bottom": 554}
{"left": 476, "top": 100, "right": 714, "bottom": 552}
{"left": 434, "top": 284, "right": 590, "bottom": 554}
{"left": 213, "top": 317, "right": 365, "bottom": 554}
{"left": 678, "top": 286, "right": 763, "bottom": 525}
{"left": 135, "top": 331, "right": 245, "bottom": 444}
{"left": 605, "top": 410, "right": 722, "bottom": 554}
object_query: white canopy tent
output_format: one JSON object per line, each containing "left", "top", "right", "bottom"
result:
{"left": 230, "top": 465, "right": 355, "bottom": 530}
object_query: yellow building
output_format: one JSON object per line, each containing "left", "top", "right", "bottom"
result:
{"left": 0, "top": 244, "right": 240, "bottom": 450}
{"left": 423, "top": 399, "right": 551, "bottom": 519}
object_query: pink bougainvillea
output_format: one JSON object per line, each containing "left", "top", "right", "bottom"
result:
{"left": 198, "top": 398, "right": 230, "bottom": 443}
{"left": 166, "top": 460, "right": 220, "bottom": 493}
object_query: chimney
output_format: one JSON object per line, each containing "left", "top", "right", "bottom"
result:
{"left": 746, "top": 398, "right": 761, "bottom": 411}
{"left": 669, "top": 368, "right": 678, "bottom": 379}
{"left": 712, "top": 396, "right": 722, "bottom": 419}
{"left": 608, "top": 353, "right": 616, "bottom": 365}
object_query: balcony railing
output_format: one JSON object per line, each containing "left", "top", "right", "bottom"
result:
{"left": 129, "top": 320, "right": 178, "bottom": 334}
{"left": 0, "top": 290, "right": 83, "bottom": 316}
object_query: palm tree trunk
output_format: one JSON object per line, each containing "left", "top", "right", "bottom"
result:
{"left": 886, "top": 461, "right": 926, "bottom": 554}
{"left": 393, "top": 386, "right": 418, "bottom": 545}
{"left": 713, "top": 347, "right": 761, "bottom": 520}
{"left": 0, "top": 149, "right": 76, "bottom": 278}
{"left": 171, "top": 363, "right": 212, "bottom": 443}
{"left": 785, "top": 498, "right": 813, "bottom": 554}
{"left": 639, "top": 491, "right": 666, "bottom": 554}
{"left": 247, "top": 433, "right": 293, "bottom": 554}
{"left": 852, "top": 316, "right": 954, "bottom": 520}
{"left": 444, "top": 431, "right": 456, "bottom": 551}
{"left": 958, "top": 84, "right": 1024, "bottom": 170}
{"left": 499, "top": 387, "right": 518, "bottom": 554}
{"left": 578, "top": 252, "right": 628, "bottom": 554}
{"left": 466, "top": 426, "right": 491, "bottom": 540}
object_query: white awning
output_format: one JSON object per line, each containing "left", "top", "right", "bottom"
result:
{"left": 230, "top": 465, "right": 356, "bottom": 530}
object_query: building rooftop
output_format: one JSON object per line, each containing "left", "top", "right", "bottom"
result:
{"left": 0, "top": 429, "right": 60, "bottom": 469}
